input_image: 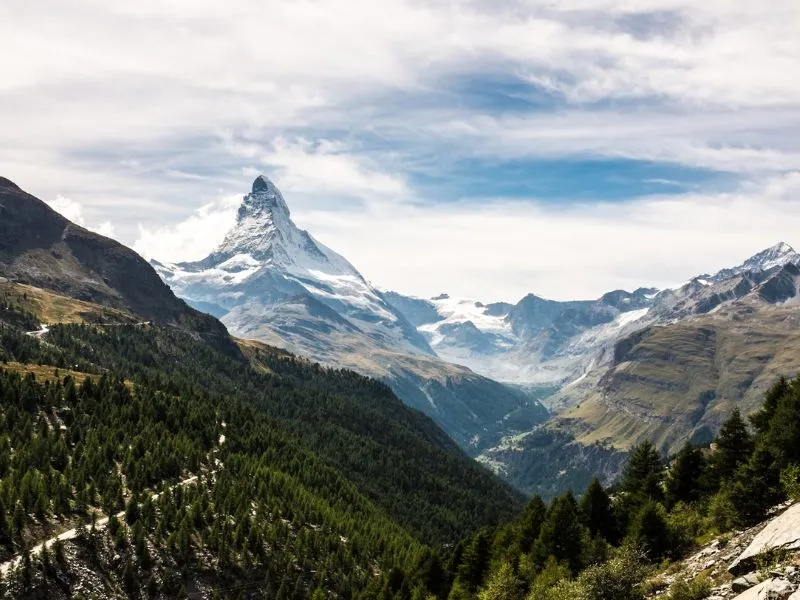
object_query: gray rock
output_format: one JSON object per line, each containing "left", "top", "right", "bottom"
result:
{"left": 733, "top": 573, "right": 763, "bottom": 593}
{"left": 731, "top": 577, "right": 795, "bottom": 599}
{"left": 730, "top": 503, "right": 800, "bottom": 575}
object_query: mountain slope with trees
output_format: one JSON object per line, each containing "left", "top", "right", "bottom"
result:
{"left": 0, "top": 271, "right": 524, "bottom": 597}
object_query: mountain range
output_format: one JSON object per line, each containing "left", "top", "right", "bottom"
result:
{"left": 9, "top": 172, "right": 800, "bottom": 500}
{"left": 152, "top": 176, "right": 800, "bottom": 497}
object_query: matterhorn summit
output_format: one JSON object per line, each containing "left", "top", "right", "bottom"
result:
{"left": 154, "top": 175, "right": 432, "bottom": 355}
{"left": 210, "top": 174, "right": 294, "bottom": 261}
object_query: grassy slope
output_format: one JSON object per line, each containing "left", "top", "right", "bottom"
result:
{"left": 554, "top": 300, "right": 800, "bottom": 454}
{"left": 0, "top": 281, "right": 138, "bottom": 325}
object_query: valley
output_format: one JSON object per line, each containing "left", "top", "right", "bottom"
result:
{"left": 148, "top": 176, "right": 800, "bottom": 499}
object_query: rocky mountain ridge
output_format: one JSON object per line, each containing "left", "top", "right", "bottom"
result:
{"left": 0, "top": 177, "right": 233, "bottom": 352}
{"left": 474, "top": 244, "right": 800, "bottom": 496}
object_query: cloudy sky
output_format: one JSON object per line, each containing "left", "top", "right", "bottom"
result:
{"left": 3, "top": 0, "right": 800, "bottom": 301}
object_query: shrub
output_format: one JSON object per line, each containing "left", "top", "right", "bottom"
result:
{"left": 666, "top": 576, "right": 712, "bottom": 600}
{"left": 534, "top": 579, "right": 588, "bottom": 600}
{"left": 780, "top": 464, "right": 800, "bottom": 501}
{"left": 667, "top": 503, "right": 709, "bottom": 554}
{"left": 574, "top": 547, "right": 649, "bottom": 600}
{"left": 528, "top": 557, "right": 571, "bottom": 599}
{"left": 708, "top": 488, "right": 737, "bottom": 533}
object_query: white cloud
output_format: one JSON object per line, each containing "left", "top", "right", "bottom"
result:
{"left": 223, "top": 135, "right": 408, "bottom": 200}
{"left": 3, "top": 0, "right": 800, "bottom": 301}
{"left": 427, "top": 108, "right": 800, "bottom": 174}
{"left": 45, "top": 195, "right": 117, "bottom": 239}
{"left": 291, "top": 172, "right": 800, "bottom": 301}
{"left": 132, "top": 171, "right": 800, "bottom": 301}
{"left": 47, "top": 196, "right": 85, "bottom": 225}
{"left": 92, "top": 221, "right": 116, "bottom": 238}
{"left": 132, "top": 195, "right": 241, "bottom": 262}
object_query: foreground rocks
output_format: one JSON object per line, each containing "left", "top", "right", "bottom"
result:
{"left": 730, "top": 503, "right": 800, "bottom": 575}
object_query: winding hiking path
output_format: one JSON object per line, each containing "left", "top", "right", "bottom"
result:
{"left": 0, "top": 423, "right": 225, "bottom": 576}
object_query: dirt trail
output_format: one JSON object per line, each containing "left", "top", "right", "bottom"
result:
{"left": 0, "top": 423, "right": 225, "bottom": 576}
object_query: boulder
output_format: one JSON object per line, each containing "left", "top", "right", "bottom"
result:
{"left": 730, "top": 504, "right": 800, "bottom": 575}
{"left": 732, "top": 578, "right": 795, "bottom": 599}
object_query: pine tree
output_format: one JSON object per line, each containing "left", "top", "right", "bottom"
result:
{"left": 534, "top": 491, "right": 587, "bottom": 573}
{"left": 311, "top": 588, "right": 326, "bottom": 600}
{"left": 763, "top": 384, "right": 800, "bottom": 468}
{"left": 712, "top": 408, "right": 752, "bottom": 482}
{"left": 125, "top": 495, "right": 140, "bottom": 525}
{"left": 412, "top": 550, "right": 445, "bottom": 598}
{"left": 0, "top": 499, "right": 9, "bottom": 545}
{"left": 477, "top": 562, "right": 520, "bottom": 600}
{"left": 750, "top": 376, "right": 789, "bottom": 434}
{"left": 12, "top": 501, "right": 25, "bottom": 538}
{"left": 664, "top": 442, "right": 706, "bottom": 508}
{"left": 620, "top": 441, "right": 664, "bottom": 502}
{"left": 729, "top": 445, "right": 783, "bottom": 525}
{"left": 456, "top": 529, "right": 492, "bottom": 593}
{"left": 579, "top": 478, "right": 616, "bottom": 542}
{"left": 626, "top": 501, "right": 671, "bottom": 561}
{"left": 517, "top": 495, "right": 547, "bottom": 554}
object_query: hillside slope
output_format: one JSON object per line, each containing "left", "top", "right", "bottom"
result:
{"left": 0, "top": 177, "right": 232, "bottom": 352}
{"left": 0, "top": 282, "right": 524, "bottom": 597}
{"left": 477, "top": 250, "right": 800, "bottom": 497}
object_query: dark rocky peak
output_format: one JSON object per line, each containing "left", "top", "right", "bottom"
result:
{"left": 600, "top": 288, "right": 658, "bottom": 312}
{"left": 0, "top": 176, "right": 236, "bottom": 354}
{"left": 756, "top": 262, "right": 800, "bottom": 304}
{"left": 239, "top": 175, "right": 291, "bottom": 220}
{"left": 0, "top": 177, "right": 21, "bottom": 190}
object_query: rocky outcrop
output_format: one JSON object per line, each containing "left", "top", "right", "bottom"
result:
{"left": 730, "top": 576, "right": 797, "bottom": 599}
{"left": 648, "top": 503, "right": 800, "bottom": 599}
{"left": 730, "top": 503, "right": 800, "bottom": 575}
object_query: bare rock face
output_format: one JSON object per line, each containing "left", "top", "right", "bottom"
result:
{"left": 0, "top": 177, "right": 236, "bottom": 354}
{"left": 730, "top": 503, "right": 800, "bottom": 575}
{"left": 731, "top": 577, "right": 795, "bottom": 599}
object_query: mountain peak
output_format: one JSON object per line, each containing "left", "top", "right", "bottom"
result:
{"left": 761, "top": 241, "right": 794, "bottom": 257}
{"left": 707, "top": 241, "right": 799, "bottom": 283}
{"left": 741, "top": 242, "right": 797, "bottom": 272}
{"left": 252, "top": 174, "right": 274, "bottom": 193}
{"left": 241, "top": 175, "right": 290, "bottom": 217}
{"left": 0, "top": 176, "right": 21, "bottom": 191}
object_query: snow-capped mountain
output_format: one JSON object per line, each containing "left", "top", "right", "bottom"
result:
{"left": 154, "top": 175, "right": 431, "bottom": 356}
{"left": 708, "top": 241, "right": 800, "bottom": 283}
{"left": 154, "top": 176, "right": 547, "bottom": 449}
{"left": 383, "top": 287, "right": 658, "bottom": 387}
{"left": 647, "top": 242, "right": 800, "bottom": 323}
{"left": 384, "top": 242, "right": 800, "bottom": 405}
{"left": 469, "top": 243, "right": 800, "bottom": 497}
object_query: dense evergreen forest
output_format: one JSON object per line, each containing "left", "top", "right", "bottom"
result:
{"left": 439, "top": 375, "right": 800, "bottom": 600}
{"left": 0, "top": 299, "right": 519, "bottom": 597}
{"left": 2, "top": 297, "right": 800, "bottom": 598}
